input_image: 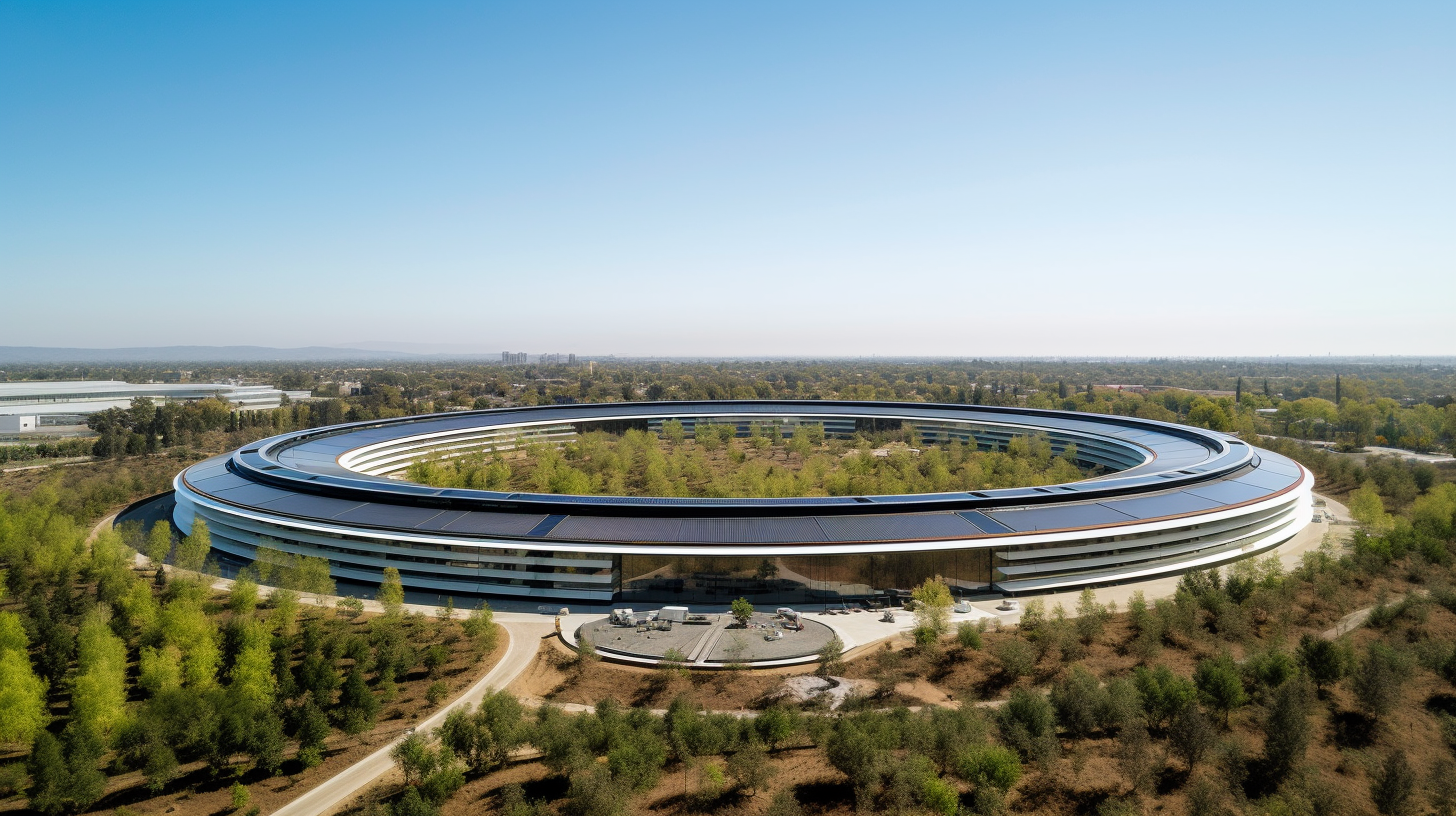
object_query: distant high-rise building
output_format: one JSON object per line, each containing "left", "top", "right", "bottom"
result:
{"left": 568, "top": 353, "right": 577, "bottom": 366}
{"left": 501, "top": 352, "right": 528, "bottom": 365}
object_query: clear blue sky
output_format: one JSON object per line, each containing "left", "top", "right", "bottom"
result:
{"left": 2, "top": 2, "right": 1452, "bottom": 357}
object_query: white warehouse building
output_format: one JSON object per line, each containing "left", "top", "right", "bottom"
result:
{"left": 0, "top": 380, "right": 311, "bottom": 431}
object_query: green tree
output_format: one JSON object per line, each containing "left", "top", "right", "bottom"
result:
{"left": 956, "top": 745, "right": 1022, "bottom": 792}
{"left": 72, "top": 611, "right": 128, "bottom": 734}
{"left": 337, "top": 596, "right": 365, "bottom": 619}
{"left": 175, "top": 519, "right": 211, "bottom": 572}
{"left": 1194, "top": 656, "right": 1247, "bottom": 727}
{"left": 378, "top": 567, "right": 405, "bottom": 617}
{"left": 992, "top": 637, "right": 1036, "bottom": 679}
{"left": 1352, "top": 641, "right": 1407, "bottom": 721}
{"left": 1262, "top": 678, "right": 1313, "bottom": 784}
{"left": 298, "top": 554, "right": 336, "bottom": 603}
{"left": 1075, "top": 587, "right": 1111, "bottom": 644}
{"left": 1133, "top": 665, "right": 1195, "bottom": 728}
{"left": 461, "top": 603, "right": 496, "bottom": 654}
{"left": 816, "top": 634, "right": 845, "bottom": 678}
{"left": 911, "top": 577, "right": 953, "bottom": 638}
{"left": 727, "top": 743, "right": 775, "bottom": 795}
{"left": 336, "top": 666, "right": 379, "bottom": 736}
{"left": 229, "top": 575, "right": 259, "bottom": 615}
{"left": 1168, "top": 705, "right": 1214, "bottom": 772}
{"left": 1349, "top": 484, "right": 1394, "bottom": 533}
{"left": 730, "top": 597, "right": 754, "bottom": 627}
{"left": 0, "top": 647, "right": 49, "bottom": 745}
{"left": 268, "top": 588, "right": 300, "bottom": 638}
{"left": 1371, "top": 750, "right": 1416, "bottom": 816}
{"left": 1297, "top": 634, "right": 1349, "bottom": 692}
{"left": 145, "top": 520, "right": 172, "bottom": 569}
{"left": 295, "top": 697, "right": 331, "bottom": 768}
{"left": 997, "top": 687, "right": 1058, "bottom": 765}
{"left": 755, "top": 705, "right": 798, "bottom": 750}
{"left": 956, "top": 620, "right": 983, "bottom": 650}
{"left": 26, "top": 730, "right": 68, "bottom": 816}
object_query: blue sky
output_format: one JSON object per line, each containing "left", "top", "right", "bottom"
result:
{"left": 2, "top": 2, "right": 1452, "bottom": 356}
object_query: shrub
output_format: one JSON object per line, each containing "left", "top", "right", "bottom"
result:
{"left": 919, "top": 775, "right": 959, "bottom": 816}
{"left": 997, "top": 688, "right": 1057, "bottom": 765}
{"left": 1133, "top": 664, "right": 1195, "bottom": 728}
{"left": 956, "top": 621, "right": 983, "bottom": 650}
{"left": 956, "top": 745, "right": 1022, "bottom": 791}
{"left": 993, "top": 638, "right": 1036, "bottom": 678}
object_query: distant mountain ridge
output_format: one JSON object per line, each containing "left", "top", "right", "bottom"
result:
{"left": 0, "top": 345, "right": 435, "bottom": 363}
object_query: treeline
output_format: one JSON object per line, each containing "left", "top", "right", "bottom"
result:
{"left": 0, "top": 439, "right": 94, "bottom": 465}
{"left": 14, "top": 360, "right": 1455, "bottom": 465}
{"left": 0, "top": 488, "right": 497, "bottom": 814}
{"left": 1255, "top": 435, "right": 1445, "bottom": 510}
{"left": 406, "top": 426, "right": 1089, "bottom": 498}
{"left": 84, "top": 396, "right": 363, "bottom": 459}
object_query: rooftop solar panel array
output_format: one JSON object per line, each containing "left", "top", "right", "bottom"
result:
{"left": 181, "top": 402, "right": 1306, "bottom": 550}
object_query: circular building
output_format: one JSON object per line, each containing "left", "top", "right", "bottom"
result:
{"left": 172, "top": 401, "right": 1312, "bottom": 610}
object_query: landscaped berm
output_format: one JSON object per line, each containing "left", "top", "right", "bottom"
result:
{"left": 577, "top": 609, "right": 836, "bottom": 665}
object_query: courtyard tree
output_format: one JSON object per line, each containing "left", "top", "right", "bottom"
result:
{"left": 731, "top": 597, "right": 755, "bottom": 627}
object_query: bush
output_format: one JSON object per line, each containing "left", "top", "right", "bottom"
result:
{"left": 1049, "top": 665, "right": 1105, "bottom": 738}
{"left": 993, "top": 638, "right": 1036, "bottom": 678}
{"left": 919, "top": 775, "right": 959, "bottom": 816}
{"left": 764, "top": 789, "right": 804, "bottom": 816}
{"left": 956, "top": 621, "right": 983, "bottom": 650}
{"left": 996, "top": 688, "right": 1057, "bottom": 765}
{"left": 956, "top": 745, "right": 1022, "bottom": 791}
{"left": 425, "top": 680, "right": 449, "bottom": 706}
{"left": 1133, "top": 664, "right": 1195, "bottom": 728}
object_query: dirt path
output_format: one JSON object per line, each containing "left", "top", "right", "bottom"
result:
{"left": 1319, "top": 591, "right": 1425, "bottom": 640}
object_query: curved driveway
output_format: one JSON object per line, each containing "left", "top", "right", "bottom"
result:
{"left": 271, "top": 620, "right": 552, "bottom": 816}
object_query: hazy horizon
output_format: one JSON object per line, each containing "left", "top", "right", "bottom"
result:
{"left": 3, "top": 3, "right": 1452, "bottom": 356}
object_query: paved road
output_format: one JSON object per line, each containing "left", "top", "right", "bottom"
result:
{"left": 270, "top": 621, "right": 552, "bottom": 816}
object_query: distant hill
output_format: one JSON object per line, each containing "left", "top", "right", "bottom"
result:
{"left": 0, "top": 345, "right": 430, "bottom": 363}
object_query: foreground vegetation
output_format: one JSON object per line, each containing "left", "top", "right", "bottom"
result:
{"left": 0, "top": 478, "right": 499, "bottom": 816}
